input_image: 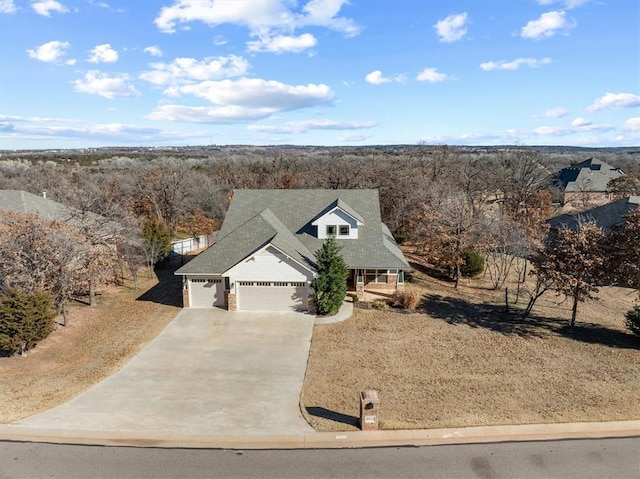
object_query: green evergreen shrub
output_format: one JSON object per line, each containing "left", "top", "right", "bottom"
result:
{"left": 625, "top": 306, "right": 640, "bottom": 337}
{"left": 313, "top": 237, "right": 349, "bottom": 315}
{"left": 393, "top": 227, "right": 412, "bottom": 245}
{"left": 0, "top": 288, "right": 56, "bottom": 356}
{"left": 460, "top": 251, "right": 485, "bottom": 277}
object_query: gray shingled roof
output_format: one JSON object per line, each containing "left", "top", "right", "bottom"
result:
{"left": 555, "top": 158, "right": 625, "bottom": 193}
{"left": 0, "top": 189, "right": 120, "bottom": 236}
{"left": 175, "top": 208, "right": 316, "bottom": 275}
{"left": 548, "top": 196, "right": 640, "bottom": 233}
{"left": 0, "top": 190, "right": 73, "bottom": 221}
{"left": 176, "top": 189, "right": 409, "bottom": 275}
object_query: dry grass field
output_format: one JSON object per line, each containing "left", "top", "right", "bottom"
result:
{"left": 0, "top": 263, "right": 182, "bottom": 423}
{"left": 302, "top": 258, "right": 640, "bottom": 431}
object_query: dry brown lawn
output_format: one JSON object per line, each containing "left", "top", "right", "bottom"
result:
{"left": 302, "top": 258, "right": 640, "bottom": 431}
{"left": 0, "top": 264, "right": 181, "bottom": 423}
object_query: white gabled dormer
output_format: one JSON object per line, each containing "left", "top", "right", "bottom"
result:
{"left": 310, "top": 199, "right": 364, "bottom": 239}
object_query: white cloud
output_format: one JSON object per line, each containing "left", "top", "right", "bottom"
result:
{"left": 587, "top": 92, "right": 640, "bottom": 112}
{"left": 88, "top": 0, "right": 110, "bottom": 8}
{"left": 0, "top": 122, "right": 162, "bottom": 140}
{"left": 0, "top": 0, "right": 16, "bottom": 14}
{"left": 536, "top": 0, "right": 590, "bottom": 8}
{"left": 480, "top": 57, "right": 551, "bottom": 71}
{"left": 416, "top": 67, "right": 448, "bottom": 83}
{"left": 623, "top": 117, "right": 640, "bottom": 132}
{"left": 539, "top": 107, "right": 569, "bottom": 118}
{"left": 521, "top": 10, "right": 574, "bottom": 39}
{"left": 533, "top": 122, "right": 612, "bottom": 136}
{"left": 146, "top": 104, "right": 274, "bottom": 123}
{"left": 248, "top": 119, "right": 377, "bottom": 134}
{"left": 149, "top": 77, "right": 335, "bottom": 124}
{"left": 339, "top": 133, "right": 372, "bottom": 142}
{"left": 365, "top": 70, "right": 404, "bottom": 85}
{"left": 571, "top": 117, "right": 591, "bottom": 127}
{"left": 299, "top": 0, "right": 360, "bottom": 36}
{"left": 165, "top": 78, "right": 334, "bottom": 111}
{"left": 154, "top": 0, "right": 360, "bottom": 38}
{"left": 144, "top": 45, "right": 163, "bottom": 57}
{"left": 0, "top": 114, "right": 75, "bottom": 123}
{"left": 434, "top": 13, "right": 468, "bottom": 43}
{"left": 88, "top": 43, "right": 119, "bottom": 63}
{"left": 140, "top": 55, "right": 249, "bottom": 85}
{"left": 26, "top": 40, "right": 70, "bottom": 62}
{"left": 72, "top": 70, "right": 141, "bottom": 98}
{"left": 247, "top": 33, "right": 317, "bottom": 53}
{"left": 32, "top": 0, "right": 68, "bottom": 16}
{"left": 155, "top": 0, "right": 285, "bottom": 32}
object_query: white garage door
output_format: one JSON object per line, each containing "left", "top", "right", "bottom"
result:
{"left": 237, "top": 281, "right": 308, "bottom": 311}
{"left": 189, "top": 278, "right": 224, "bottom": 308}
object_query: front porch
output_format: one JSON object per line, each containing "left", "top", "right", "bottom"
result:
{"left": 347, "top": 268, "right": 404, "bottom": 301}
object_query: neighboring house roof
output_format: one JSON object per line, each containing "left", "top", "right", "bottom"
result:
{"left": 0, "top": 189, "right": 72, "bottom": 221}
{"left": 176, "top": 189, "right": 410, "bottom": 275}
{"left": 554, "top": 158, "right": 625, "bottom": 193}
{"left": 548, "top": 196, "right": 640, "bottom": 233}
{"left": 0, "top": 189, "right": 118, "bottom": 236}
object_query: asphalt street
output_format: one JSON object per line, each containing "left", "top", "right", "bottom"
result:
{"left": 1, "top": 437, "right": 638, "bottom": 479}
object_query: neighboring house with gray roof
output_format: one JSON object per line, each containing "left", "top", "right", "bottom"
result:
{"left": 0, "top": 189, "right": 114, "bottom": 230}
{"left": 0, "top": 190, "right": 72, "bottom": 221}
{"left": 553, "top": 158, "right": 625, "bottom": 208}
{"left": 548, "top": 196, "right": 640, "bottom": 234}
{"left": 175, "top": 189, "right": 410, "bottom": 311}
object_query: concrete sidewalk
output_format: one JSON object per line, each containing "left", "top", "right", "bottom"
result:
{"left": 1, "top": 420, "right": 638, "bottom": 449}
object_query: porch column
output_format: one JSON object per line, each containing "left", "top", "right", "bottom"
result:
{"left": 356, "top": 269, "right": 365, "bottom": 295}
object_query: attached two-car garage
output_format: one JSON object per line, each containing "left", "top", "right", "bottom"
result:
{"left": 183, "top": 245, "right": 313, "bottom": 311}
{"left": 237, "top": 281, "right": 308, "bottom": 311}
{"left": 187, "top": 277, "right": 309, "bottom": 311}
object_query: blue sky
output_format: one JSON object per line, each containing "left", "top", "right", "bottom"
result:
{"left": 0, "top": 0, "right": 638, "bottom": 149}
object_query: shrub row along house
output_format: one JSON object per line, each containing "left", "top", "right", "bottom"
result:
{"left": 175, "top": 189, "right": 410, "bottom": 312}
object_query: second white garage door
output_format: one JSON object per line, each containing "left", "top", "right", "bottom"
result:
{"left": 237, "top": 281, "right": 308, "bottom": 311}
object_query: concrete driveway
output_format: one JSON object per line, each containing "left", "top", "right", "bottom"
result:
{"left": 15, "top": 309, "right": 315, "bottom": 436}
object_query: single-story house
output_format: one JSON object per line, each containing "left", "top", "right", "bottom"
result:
{"left": 175, "top": 189, "right": 410, "bottom": 311}
{"left": 553, "top": 158, "right": 625, "bottom": 208}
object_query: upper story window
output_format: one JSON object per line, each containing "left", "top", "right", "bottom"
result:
{"left": 326, "top": 225, "right": 337, "bottom": 236}
{"left": 339, "top": 225, "right": 350, "bottom": 236}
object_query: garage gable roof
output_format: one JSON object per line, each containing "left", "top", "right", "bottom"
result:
{"left": 176, "top": 208, "right": 315, "bottom": 275}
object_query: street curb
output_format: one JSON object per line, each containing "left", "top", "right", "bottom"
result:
{"left": 1, "top": 420, "right": 638, "bottom": 450}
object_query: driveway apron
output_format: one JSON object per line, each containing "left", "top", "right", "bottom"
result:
{"left": 15, "top": 309, "right": 315, "bottom": 436}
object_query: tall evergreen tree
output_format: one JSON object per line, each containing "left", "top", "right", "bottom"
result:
{"left": 313, "top": 236, "right": 349, "bottom": 315}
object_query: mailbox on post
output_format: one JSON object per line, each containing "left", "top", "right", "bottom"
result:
{"left": 359, "top": 390, "right": 380, "bottom": 431}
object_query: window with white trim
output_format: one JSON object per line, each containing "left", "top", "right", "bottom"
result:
{"left": 339, "top": 225, "right": 349, "bottom": 236}
{"left": 326, "top": 225, "right": 337, "bottom": 236}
